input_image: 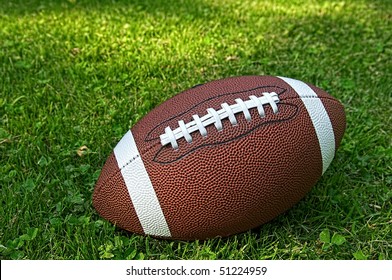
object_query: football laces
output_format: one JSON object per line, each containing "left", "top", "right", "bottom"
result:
{"left": 160, "top": 92, "right": 280, "bottom": 149}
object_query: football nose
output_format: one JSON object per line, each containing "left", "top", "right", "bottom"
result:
{"left": 92, "top": 152, "right": 144, "bottom": 235}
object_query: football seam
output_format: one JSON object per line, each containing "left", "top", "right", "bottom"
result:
{"left": 95, "top": 95, "right": 342, "bottom": 192}
{"left": 144, "top": 94, "right": 340, "bottom": 143}
{"left": 144, "top": 85, "right": 287, "bottom": 142}
{"left": 118, "top": 154, "right": 140, "bottom": 170}
{"left": 140, "top": 95, "right": 342, "bottom": 158}
{"left": 95, "top": 154, "right": 142, "bottom": 197}
{"left": 140, "top": 95, "right": 342, "bottom": 156}
{"left": 152, "top": 103, "right": 300, "bottom": 164}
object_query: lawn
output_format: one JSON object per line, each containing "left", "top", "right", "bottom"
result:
{"left": 0, "top": 0, "right": 391, "bottom": 260}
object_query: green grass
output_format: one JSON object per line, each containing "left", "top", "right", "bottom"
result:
{"left": 1, "top": 0, "right": 391, "bottom": 260}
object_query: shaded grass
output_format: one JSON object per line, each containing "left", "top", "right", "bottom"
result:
{"left": 1, "top": 0, "right": 391, "bottom": 259}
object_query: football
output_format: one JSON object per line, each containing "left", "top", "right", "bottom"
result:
{"left": 93, "top": 75, "right": 346, "bottom": 240}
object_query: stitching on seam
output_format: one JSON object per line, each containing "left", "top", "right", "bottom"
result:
{"left": 119, "top": 154, "right": 140, "bottom": 171}
{"left": 140, "top": 95, "right": 340, "bottom": 156}
{"left": 95, "top": 154, "right": 141, "bottom": 191}
{"left": 145, "top": 85, "right": 287, "bottom": 142}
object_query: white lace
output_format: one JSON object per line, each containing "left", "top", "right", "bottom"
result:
{"left": 160, "top": 92, "right": 280, "bottom": 149}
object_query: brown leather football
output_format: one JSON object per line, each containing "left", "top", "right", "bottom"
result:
{"left": 93, "top": 76, "right": 346, "bottom": 240}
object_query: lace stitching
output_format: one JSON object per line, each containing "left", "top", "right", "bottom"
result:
{"left": 160, "top": 92, "right": 280, "bottom": 149}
